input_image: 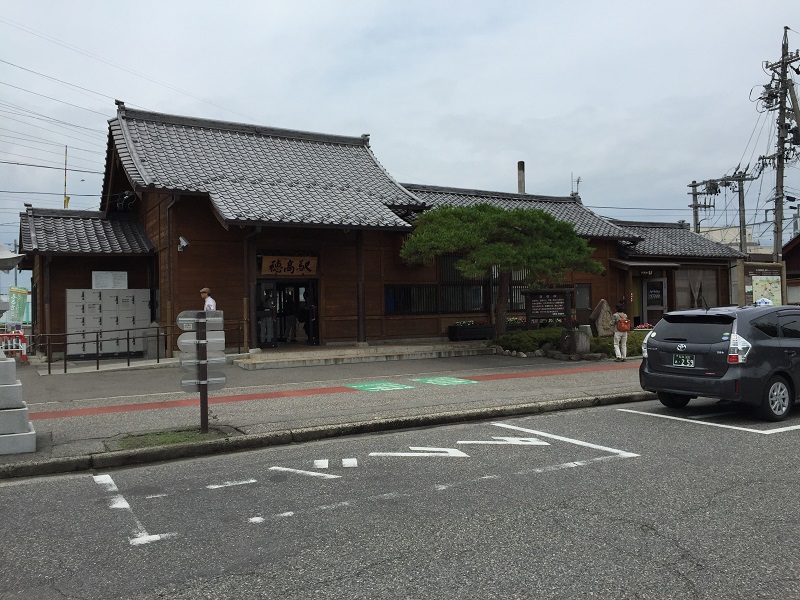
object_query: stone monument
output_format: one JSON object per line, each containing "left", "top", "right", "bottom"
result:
{"left": 590, "top": 299, "right": 615, "bottom": 337}
{"left": 0, "top": 243, "right": 32, "bottom": 453}
{"left": 0, "top": 347, "right": 35, "bottom": 454}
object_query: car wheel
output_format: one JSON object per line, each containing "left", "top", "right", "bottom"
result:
{"left": 657, "top": 392, "right": 691, "bottom": 408}
{"left": 759, "top": 375, "right": 792, "bottom": 421}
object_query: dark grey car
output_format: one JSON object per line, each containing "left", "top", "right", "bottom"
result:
{"left": 639, "top": 305, "right": 800, "bottom": 421}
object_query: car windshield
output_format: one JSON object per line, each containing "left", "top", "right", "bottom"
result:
{"left": 654, "top": 314, "right": 734, "bottom": 344}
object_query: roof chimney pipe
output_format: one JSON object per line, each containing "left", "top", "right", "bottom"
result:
{"left": 517, "top": 161, "right": 525, "bottom": 194}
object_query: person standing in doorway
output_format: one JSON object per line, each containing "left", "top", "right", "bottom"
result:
{"left": 611, "top": 302, "right": 629, "bottom": 362}
{"left": 301, "top": 290, "right": 317, "bottom": 345}
{"left": 283, "top": 289, "right": 297, "bottom": 342}
{"left": 200, "top": 287, "right": 216, "bottom": 312}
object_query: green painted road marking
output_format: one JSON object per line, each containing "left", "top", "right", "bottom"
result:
{"left": 412, "top": 377, "right": 478, "bottom": 386}
{"left": 346, "top": 382, "right": 416, "bottom": 392}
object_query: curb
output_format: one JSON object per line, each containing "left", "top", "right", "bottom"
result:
{"left": 0, "top": 391, "right": 655, "bottom": 479}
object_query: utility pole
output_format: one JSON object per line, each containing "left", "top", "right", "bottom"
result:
{"left": 761, "top": 27, "right": 800, "bottom": 262}
{"left": 721, "top": 171, "right": 759, "bottom": 253}
{"left": 687, "top": 179, "right": 717, "bottom": 233}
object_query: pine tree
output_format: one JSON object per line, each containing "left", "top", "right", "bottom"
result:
{"left": 400, "top": 204, "right": 603, "bottom": 338}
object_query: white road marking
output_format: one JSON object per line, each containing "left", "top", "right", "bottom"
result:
{"left": 269, "top": 466, "right": 341, "bottom": 479}
{"left": 93, "top": 473, "right": 176, "bottom": 546}
{"left": 249, "top": 517, "right": 265, "bottom": 524}
{"left": 369, "top": 447, "right": 470, "bottom": 458}
{"left": 277, "top": 512, "right": 295, "bottom": 518}
{"left": 109, "top": 495, "right": 130, "bottom": 510}
{"left": 145, "top": 494, "right": 168, "bottom": 499}
{"left": 316, "top": 501, "right": 350, "bottom": 511}
{"left": 491, "top": 422, "right": 639, "bottom": 458}
{"left": 313, "top": 459, "right": 329, "bottom": 469}
{"left": 206, "top": 479, "right": 257, "bottom": 489}
{"left": 342, "top": 458, "right": 358, "bottom": 467}
{"left": 618, "top": 408, "right": 800, "bottom": 434}
{"left": 458, "top": 436, "right": 550, "bottom": 446}
{"left": 92, "top": 474, "right": 118, "bottom": 492}
{"left": 130, "top": 533, "right": 177, "bottom": 546}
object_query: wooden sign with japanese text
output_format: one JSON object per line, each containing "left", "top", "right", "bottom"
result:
{"left": 261, "top": 256, "right": 318, "bottom": 277}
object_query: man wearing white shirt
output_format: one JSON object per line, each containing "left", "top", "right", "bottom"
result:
{"left": 200, "top": 287, "right": 216, "bottom": 311}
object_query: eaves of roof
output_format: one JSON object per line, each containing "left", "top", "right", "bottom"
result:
{"left": 19, "top": 206, "right": 154, "bottom": 256}
{"left": 102, "top": 103, "right": 422, "bottom": 231}
{"left": 611, "top": 219, "right": 748, "bottom": 260}
{"left": 402, "top": 184, "right": 641, "bottom": 241}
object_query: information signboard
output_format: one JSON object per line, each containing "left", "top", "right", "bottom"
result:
{"left": 176, "top": 310, "right": 224, "bottom": 331}
{"left": 177, "top": 331, "right": 226, "bottom": 352}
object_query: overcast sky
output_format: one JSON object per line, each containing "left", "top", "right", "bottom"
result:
{"left": 1, "top": 0, "right": 798, "bottom": 284}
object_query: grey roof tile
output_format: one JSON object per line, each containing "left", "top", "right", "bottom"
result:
{"left": 105, "top": 106, "right": 422, "bottom": 230}
{"left": 610, "top": 220, "right": 748, "bottom": 259}
{"left": 19, "top": 207, "right": 153, "bottom": 255}
{"left": 402, "top": 184, "right": 640, "bottom": 241}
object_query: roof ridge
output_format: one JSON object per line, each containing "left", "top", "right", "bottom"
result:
{"left": 610, "top": 219, "right": 690, "bottom": 229}
{"left": 401, "top": 183, "right": 575, "bottom": 203}
{"left": 119, "top": 106, "right": 368, "bottom": 147}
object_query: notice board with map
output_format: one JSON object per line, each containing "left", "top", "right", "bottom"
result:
{"left": 736, "top": 261, "right": 785, "bottom": 306}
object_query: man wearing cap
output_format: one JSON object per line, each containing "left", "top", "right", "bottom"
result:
{"left": 200, "top": 287, "right": 216, "bottom": 312}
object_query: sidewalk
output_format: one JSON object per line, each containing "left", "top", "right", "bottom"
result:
{"left": 0, "top": 342, "right": 653, "bottom": 478}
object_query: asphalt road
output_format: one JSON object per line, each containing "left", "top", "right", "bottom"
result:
{"left": 3, "top": 397, "right": 800, "bottom": 599}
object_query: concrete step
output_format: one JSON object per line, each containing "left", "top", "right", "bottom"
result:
{"left": 233, "top": 342, "right": 495, "bottom": 370}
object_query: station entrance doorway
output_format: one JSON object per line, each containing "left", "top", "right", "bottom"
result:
{"left": 255, "top": 279, "right": 318, "bottom": 348}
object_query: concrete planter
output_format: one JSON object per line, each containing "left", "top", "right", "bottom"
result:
{"left": 448, "top": 325, "right": 494, "bottom": 341}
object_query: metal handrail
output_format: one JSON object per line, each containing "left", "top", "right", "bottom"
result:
{"left": 33, "top": 320, "right": 245, "bottom": 374}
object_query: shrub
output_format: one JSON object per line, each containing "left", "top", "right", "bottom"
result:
{"left": 496, "top": 328, "right": 651, "bottom": 356}
{"left": 494, "top": 328, "right": 563, "bottom": 353}
{"left": 590, "top": 330, "right": 650, "bottom": 357}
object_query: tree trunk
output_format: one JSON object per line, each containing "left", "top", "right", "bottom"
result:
{"left": 493, "top": 270, "right": 511, "bottom": 339}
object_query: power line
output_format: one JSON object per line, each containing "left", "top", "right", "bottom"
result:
{"left": 0, "top": 103, "right": 106, "bottom": 135}
{"left": 0, "top": 81, "right": 110, "bottom": 117}
{"left": 0, "top": 143, "right": 103, "bottom": 164}
{"left": 0, "top": 58, "right": 116, "bottom": 102}
{"left": 0, "top": 133, "right": 103, "bottom": 155}
{"left": 0, "top": 190, "right": 98, "bottom": 196}
{"left": 0, "top": 17, "right": 257, "bottom": 123}
{"left": 0, "top": 160, "right": 102, "bottom": 174}
{"left": 0, "top": 113, "right": 105, "bottom": 146}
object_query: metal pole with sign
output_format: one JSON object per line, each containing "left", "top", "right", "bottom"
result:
{"left": 176, "top": 310, "right": 226, "bottom": 433}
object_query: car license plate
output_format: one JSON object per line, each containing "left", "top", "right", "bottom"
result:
{"left": 672, "top": 353, "right": 695, "bottom": 368}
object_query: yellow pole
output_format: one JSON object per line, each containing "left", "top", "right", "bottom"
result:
{"left": 63, "top": 146, "right": 69, "bottom": 209}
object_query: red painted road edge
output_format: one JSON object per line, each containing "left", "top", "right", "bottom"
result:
{"left": 29, "top": 362, "right": 639, "bottom": 421}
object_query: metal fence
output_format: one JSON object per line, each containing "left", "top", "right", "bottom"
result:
{"left": 30, "top": 320, "right": 246, "bottom": 374}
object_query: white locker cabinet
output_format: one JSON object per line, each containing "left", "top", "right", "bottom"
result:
{"left": 66, "top": 302, "right": 86, "bottom": 317}
{"left": 67, "top": 314, "right": 86, "bottom": 330}
{"left": 66, "top": 288, "right": 150, "bottom": 357}
{"left": 100, "top": 340, "right": 119, "bottom": 353}
{"left": 84, "top": 303, "right": 102, "bottom": 316}
{"left": 84, "top": 315, "right": 102, "bottom": 331}
{"left": 67, "top": 289, "right": 102, "bottom": 303}
{"left": 67, "top": 342, "right": 86, "bottom": 355}
{"left": 118, "top": 294, "right": 136, "bottom": 314}
{"left": 101, "top": 293, "right": 120, "bottom": 313}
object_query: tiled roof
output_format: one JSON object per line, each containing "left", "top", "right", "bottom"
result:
{"left": 19, "top": 206, "right": 153, "bottom": 255}
{"left": 105, "top": 104, "right": 423, "bottom": 230}
{"left": 611, "top": 220, "right": 748, "bottom": 259}
{"left": 403, "top": 184, "right": 640, "bottom": 241}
